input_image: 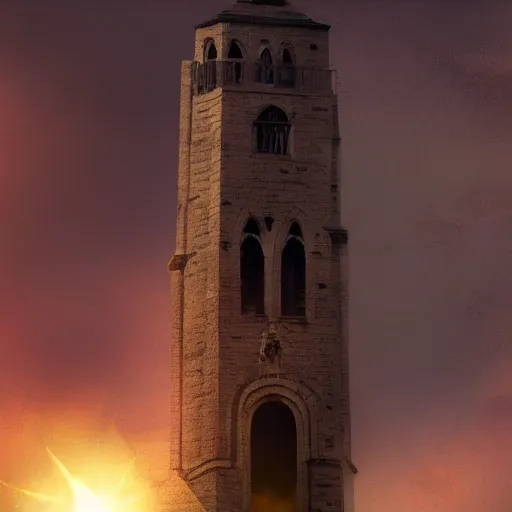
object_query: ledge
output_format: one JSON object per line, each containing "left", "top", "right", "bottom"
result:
{"left": 181, "top": 458, "right": 233, "bottom": 482}
{"left": 278, "top": 315, "right": 307, "bottom": 324}
{"left": 324, "top": 226, "right": 348, "bottom": 245}
{"left": 307, "top": 458, "right": 342, "bottom": 467}
{"left": 168, "top": 252, "right": 196, "bottom": 271}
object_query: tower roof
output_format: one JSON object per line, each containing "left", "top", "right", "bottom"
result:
{"left": 195, "top": 0, "right": 330, "bottom": 31}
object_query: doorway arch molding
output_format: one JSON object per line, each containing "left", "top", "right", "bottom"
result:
{"left": 236, "top": 376, "right": 320, "bottom": 512}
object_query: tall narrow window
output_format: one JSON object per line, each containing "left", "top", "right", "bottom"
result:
{"left": 204, "top": 40, "right": 217, "bottom": 92}
{"left": 282, "top": 48, "right": 293, "bottom": 64}
{"left": 254, "top": 106, "right": 291, "bottom": 155}
{"left": 281, "top": 223, "right": 306, "bottom": 317}
{"left": 241, "top": 219, "right": 265, "bottom": 314}
{"left": 257, "top": 48, "right": 274, "bottom": 84}
{"left": 278, "top": 47, "right": 295, "bottom": 87}
{"left": 228, "top": 40, "right": 244, "bottom": 84}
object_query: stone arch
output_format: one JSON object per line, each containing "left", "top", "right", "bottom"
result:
{"left": 201, "top": 38, "right": 218, "bottom": 93}
{"left": 241, "top": 218, "right": 265, "bottom": 315}
{"left": 273, "top": 210, "right": 327, "bottom": 264}
{"left": 203, "top": 38, "right": 217, "bottom": 61}
{"left": 278, "top": 43, "right": 296, "bottom": 87}
{"left": 281, "top": 224, "right": 306, "bottom": 317}
{"left": 228, "top": 39, "right": 244, "bottom": 59}
{"left": 272, "top": 214, "right": 304, "bottom": 316}
{"left": 254, "top": 105, "right": 291, "bottom": 155}
{"left": 231, "top": 211, "right": 270, "bottom": 317}
{"left": 255, "top": 103, "right": 292, "bottom": 122}
{"left": 235, "top": 377, "right": 320, "bottom": 512}
{"left": 236, "top": 212, "right": 264, "bottom": 246}
{"left": 280, "top": 43, "right": 295, "bottom": 64}
{"left": 227, "top": 39, "right": 245, "bottom": 83}
{"left": 258, "top": 44, "right": 274, "bottom": 60}
{"left": 257, "top": 46, "right": 274, "bottom": 84}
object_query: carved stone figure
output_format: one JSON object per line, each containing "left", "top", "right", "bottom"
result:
{"left": 258, "top": 323, "right": 282, "bottom": 377}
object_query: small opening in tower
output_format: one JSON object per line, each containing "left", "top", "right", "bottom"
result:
{"left": 289, "top": 222, "right": 302, "bottom": 238}
{"left": 282, "top": 48, "right": 293, "bottom": 64}
{"left": 228, "top": 40, "right": 244, "bottom": 84}
{"left": 281, "top": 226, "right": 306, "bottom": 317}
{"left": 257, "top": 48, "right": 274, "bottom": 85}
{"left": 206, "top": 42, "right": 217, "bottom": 60}
{"left": 243, "top": 217, "right": 260, "bottom": 236}
{"left": 254, "top": 106, "right": 291, "bottom": 156}
{"left": 203, "top": 40, "right": 218, "bottom": 92}
{"left": 264, "top": 216, "right": 274, "bottom": 232}
{"left": 241, "top": 224, "right": 265, "bottom": 315}
{"left": 228, "top": 41, "right": 243, "bottom": 59}
{"left": 251, "top": 400, "right": 297, "bottom": 512}
{"left": 278, "top": 47, "right": 295, "bottom": 87}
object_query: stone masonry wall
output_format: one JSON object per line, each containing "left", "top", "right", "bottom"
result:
{"left": 181, "top": 83, "right": 223, "bottom": 468}
{"left": 168, "top": 15, "right": 351, "bottom": 512}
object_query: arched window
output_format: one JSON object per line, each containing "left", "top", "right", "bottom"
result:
{"left": 205, "top": 40, "right": 217, "bottom": 61}
{"left": 228, "top": 40, "right": 243, "bottom": 59}
{"left": 241, "top": 219, "right": 265, "bottom": 314}
{"left": 228, "top": 40, "right": 244, "bottom": 84}
{"left": 244, "top": 217, "right": 260, "bottom": 236}
{"left": 257, "top": 48, "right": 274, "bottom": 85}
{"left": 203, "top": 40, "right": 217, "bottom": 92}
{"left": 281, "top": 223, "right": 306, "bottom": 317}
{"left": 282, "top": 48, "right": 293, "bottom": 64}
{"left": 254, "top": 106, "right": 291, "bottom": 155}
{"left": 278, "top": 47, "right": 296, "bottom": 87}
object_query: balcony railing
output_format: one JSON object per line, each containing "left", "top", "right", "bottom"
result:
{"left": 193, "top": 60, "right": 334, "bottom": 95}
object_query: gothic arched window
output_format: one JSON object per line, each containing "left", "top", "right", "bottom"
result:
{"left": 203, "top": 40, "right": 217, "bottom": 92}
{"left": 205, "top": 40, "right": 217, "bottom": 61}
{"left": 241, "top": 219, "right": 265, "bottom": 315}
{"left": 254, "top": 106, "right": 291, "bottom": 155}
{"left": 282, "top": 48, "right": 293, "bottom": 64}
{"left": 281, "top": 222, "right": 306, "bottom": 317}
{"left": 228, "top": 40, "right": 244, "bottom": 84}
{"left": 278, "top": 47, "right": 296, "bottom": 87}
{"left": 257, "top": 48, "right": 274, "bottom": 84}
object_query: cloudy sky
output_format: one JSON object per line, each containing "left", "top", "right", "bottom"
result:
{"left": 1, "top": 0, "right": 511, "bottom": 510}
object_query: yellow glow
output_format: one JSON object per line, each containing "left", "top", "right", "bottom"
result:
{"left": 1, "top": 446, "right": 151, "bottom": 512}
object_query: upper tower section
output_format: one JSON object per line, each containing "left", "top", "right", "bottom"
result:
{"left": 192, "top": 0, "right": 333, "bottom": 96}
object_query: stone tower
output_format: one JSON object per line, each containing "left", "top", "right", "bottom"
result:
{"left": 167, "top": 1, "right": 355, "bottom": 511}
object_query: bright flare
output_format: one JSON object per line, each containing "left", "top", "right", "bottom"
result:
{"left": 1, "top": 447, "right": 144, "bottom": 512}
{"left": 47, "top": 448, "right": 116, "bottom": 512}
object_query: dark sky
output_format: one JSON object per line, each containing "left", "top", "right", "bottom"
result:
{"left": 1, "top": 1, "right": 512, "bottom": 510}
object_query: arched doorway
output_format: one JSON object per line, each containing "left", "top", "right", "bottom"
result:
{"left": 251, "top": 400, "right": 297, "bottom": 512}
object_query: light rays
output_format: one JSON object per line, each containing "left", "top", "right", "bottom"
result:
{"left": 0, "top": 447, "right": 144, "bottom": 511}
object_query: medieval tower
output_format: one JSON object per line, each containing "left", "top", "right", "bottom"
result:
{"left": 167, "top": 1, "right": 355, "bottom": 511}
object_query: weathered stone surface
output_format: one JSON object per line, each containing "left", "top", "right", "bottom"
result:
{"left": 165, "top": 1, "right": 354, "bottom": 511}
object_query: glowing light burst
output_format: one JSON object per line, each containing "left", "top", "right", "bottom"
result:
{"left": 0, "top": 447, "right": 145, "bottom": 512}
